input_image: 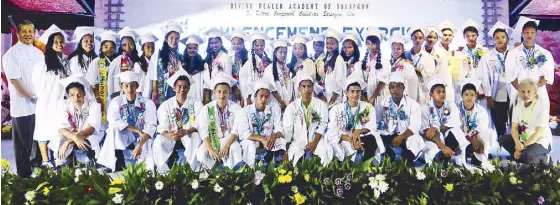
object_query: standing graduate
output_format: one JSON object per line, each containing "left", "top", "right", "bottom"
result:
{"left": 138, "top": 32, "right": 158, "bottom": 99}
{"left": 265, "top": 38, "right": 294, "bottom": 110}
{"left": 152, "top": 69, "right": 203, "bottom": 172}
{"left": 457, "top": 78, "right": 496, "bottom": 166}
{"left": 228, "top": 29, "right": 249, "bottom": 106}
{"left": 284, "top": 73, "right": 332, "bottom": 166}
{"left": 98, "top": 71, "right": 157, "bottom": 172}
{"left": 238, "top": 80, "right": 286, "bottom": 166}
{"left": 354, "top": 28, "right": 391, "bottom": 105}
{"left": 420, "top": 78, "right": 469, "bottom": 166}
{"left": 406, "top": 27, "right": 437, "bottom": 105}
{"left": 436, "top": 20, "right": 458, "bottom": 103}
{"left": 311, "top": 34, "right": 326, "bottom": 100}
{"left": 181, "top": 34, "right": 206, "bottom": 103}
{"left": 106, "top": 26, "right": 142, "bottom": 101}
{"left": 424, "top": 25, "right": 455, "bottom": 103}
{"left": 202, "top": 28, "right": 232, "bottom": 104}
{"left": 455, "top": 19, "right": 489, "bottom": 103}
{"left": 376, "top": 73, "right": 425, "bottom": 165}
{"left": 389, "top": 34, "right": 419, "bottom": 102}
{"left": 499, "top": 79, "right": 552, "bottom": 164}
{"left": 340, "top": 31, "right": 362, "bottom": 80}
{"left": 478, "top": 21, "right": 513, "bottom": 137}
{"left": 505, "top": 17, "right": 555, "bottom": 110}
{"left": 240, "top": 30, "right": 271, "bottom": 105}
{"left": 151, "top": 22, "right": 183, "bottom": 107}
{"left": 51, "top": 75, "right": 102, "bottom": 166}
{"left": 86, "top": 30, "right": 118, "bottom": 129}
{"left": 288, "top": 34, "right": 316, "bottom": 82}
{"left": 68, "top": 27, "right": 97, "bottom": 76}
{"left": 195, "top": 73, "right": 243, "bottom": 170}
{"left": 328, "top": 74, "right": 385, "bottom": 162}
{"left": 319, "top": 28, "right": 346, "bottom": 106}
{"left": 32, "top": 24, "right": 71, "bottom": 166}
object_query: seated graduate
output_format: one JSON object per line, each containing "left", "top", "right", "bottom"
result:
{"left": 327, "top": 73, "right": 385, "bottom": 162}
{"left": 152, "top": 69, "right": 203, "bottom": 172}
{"left": 284, "top": 73, "right": 332, "bottom": 166}
{"left": 457, "top": 78, "right": 497, "bottom": 167}
{"left": 420, "top": 78, "right": 469, "bottom": 166}
{"left": 195, "top": 73, "right": 243, "bottom": 170}
{"left": 98, "top": 71, "right": 157, "bottom": 172}
{"left": 499, "top": 79, "right": 552, "bottom": 164}
{"left": 238, "top": 80, "right": 286, "bottom": 166}
{"left": 376, "top": 73, "right": 425, "bottom": 165}
{"left": 51, "top": 75, "right": 102, "bottom": 166}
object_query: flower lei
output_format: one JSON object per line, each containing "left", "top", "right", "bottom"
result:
{"left": 232, "top": 57, "right": 241, "bottom": 80}
{"left": 523, "top": 47, "right": 547, "bottom": 69}
{"left": 173, "top": 105, "right": 194, "bottom": 130}
{"left": 119, "top": 98, "right": 146, "bottom": 132}
{"left": 251, "top": 110, "right": 271, "bottom": 136}
{"left": 428, "top": 102, "right": 450, "bottom": 127}
{"left": 466, "top": 47, "right": 484, "bottom": 68}
{"left": 459, "top": 103, "right": 478, "bottom": 139}
{"left": 377, "top": 97, "right": 407, "bottom": 131}
{"left": 390, "top": 58, "right": 404, "bottom": 72}
{"left": 256, "top": 57, "right": 270, "bottom": 78}
{"left": 301, "top": 99, "right": 321, "bottom": 128}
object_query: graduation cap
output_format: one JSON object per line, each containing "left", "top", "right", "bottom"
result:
{"left": 290, "top": 34, "right": 310, "bottom": 45}
{"left": 388, "top": 72, "right": 406, "bottom": 84}
{"left": 38, "top": 24, "right": 68, "bottom": 44}
{"left": 180, "top": 34, "right": 204, "bottom": 45}
{"left": 114, "top": 71, "right": 142, "bottom": 83}
{"left": 204, "top": 27, "right": 225, "bottom": 39}
{"left": 253, "top": 80, "right": 272, "bottom": 95}
{"left": 390, "top": 33, "right": 410, "bottom": 45}
{"left": 72, "top": 26, "right": 95, "bottom": 43}
{"left": 344, "top": 73, "right": 367, "bottom": 90}
{"left": 514, "top": 16, "right": 540, "bottom": 35}
{"left": 424, "top": 25, "right": 441, "bottom": 38}
{"left": 460, "top": 19, "right": 481, "bottom": 35}
{"left": 487, "top": 21, "right": 513, "bottom": 37}
{"left": 363, "top": 27, "right": 386, "bottom": 41}
{"left": 166, "top": 69, "right": 194, "bottom": 87}
{"left": 311, "top": 33, "right": 325, "bottom": 42}
{"left": 117, "top": 26, "right": 140, "bottom": 42}
{"left": 97, "top": 30, "right": 118, "bottom": 43}
{"left": 341, "top": 31, "right": 362, "bottom": 47}
{"left": 139, "top": 32, "right": 159, "bottom": 45}
{"left": 438, "top": 20, "right": 456, "bottom": 33}
{"left": 211, "top": 72, "right": 237, "bottom": 88}
{"left": 60, "top": 74, "right": 90, "bottom": 90}
{"left": 249, "top": 30, "right": 268, "bottom": 42}
{"left": 295, "top": 72, "right": 314, "bottom": 86}
{"left": 407, "top": 26, "right": 426, "bottom": 38}
{"left": 423, "top": 78, "right": 446, "bottom": 91}
{"left": 270, "top": 38, "right": 291, "bottom": 49}
{"left": 228, "top": 29, "right": 247, "bottom": 41}
{"left": 161, "top": 21, "right": 183, "bottom": 35}
{"left": 323, "top": 28, "right": 342, "bottom": 42}
{"left": 459, "top": 78, "right": 482, "bottom": 93}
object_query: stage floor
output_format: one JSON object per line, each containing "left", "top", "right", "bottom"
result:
{"left": 2, "top": 136, "right": 559, "bottom": 172}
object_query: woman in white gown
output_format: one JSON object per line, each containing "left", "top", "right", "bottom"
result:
{"left": 181, "top": 34, "right": 206, "bottom": 104}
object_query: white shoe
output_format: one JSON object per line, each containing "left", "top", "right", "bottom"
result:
{"left": 41, "top": 161, "right": 53, "bottom": 168}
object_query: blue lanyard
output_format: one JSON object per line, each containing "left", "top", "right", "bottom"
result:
{"left": 413, "top": 53, "right": 422, "bottom": 68}
{"left": 345, "top": 102, "right": 360, "bottom": 131}
{"left": 254, "top": 110, "right": 265, "bottom": 136}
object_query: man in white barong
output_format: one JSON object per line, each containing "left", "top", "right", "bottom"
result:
{"left": 421, "top": 78, "right": 469, "bottom": 166}
{"left": 504, "top": 17, "right": 555, "bottom": 110}
{"left": 152, "top": 69, "right": 203, "bottom": 172}
{"left": 284, "top": 73, "right": 332, "bottom": 166}
{"left": 376, "top": 73, "right": 425, "bottom": 165}
{"left": 51, "top": 75, "right": 103, "bottom": 167}
{"left": 456, "top": 19, "right": 489, "bottom": 103}
{"left": 405, "top": 27, "right": 437, "bottom": 105}
{"left": 98, "top": 71, "right": 157, "bottom": 172}
{"left": 327, "top": 74, "right": 385, "bottom": 162}
{"left": 195, "top": 73, "right": 243, "bottom": 170}
{"left": 238, "top": 80, "right": 286, "bottom": 166}
{"left": 456, "top": 78, "right": 496, "bottom": 167}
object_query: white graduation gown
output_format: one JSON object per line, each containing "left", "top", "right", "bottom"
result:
{"left": 452, "top": 45, "right": 489, "bottom": 102}
{"left": 202, "top": 51, "right": 232, "bottom": 91}
{"left": 106, "top": 55, "right": 143, "bottom": 102}
{"left": 68, "top": 54, "right": 94, "bottom": 76}
{"left": 317, "top": 54, "right": 346, "bottom": 105}
{"left": 352, "top": 54, "right": 391, "bottom": 100}
{"left": 387, "top": 58, "right": 419, "bottom": 102}
{"left": 195, "top": 101, "right": 243, "bottom": 169}
{"left": 188, "top": 71, "right": 205, "bottom": 104}
{"left": 49, "top": 98, "right": 103, "bottom": 166}
{"left": 327, "top": 101, "right": 385, "bottom": 161}
{"left": 376, "top": 96, "right": 426, "bottom": 157}
{"left": 32, "top": 57, "right": 68, "bottom": 141}
{"left": 240, "top": 54, "right": 270, "bottom": 101}
{"left": 426, "top": 46, "right": 455, "bottom": 103}
{"left": 504, "top": 44, "right": 554, "bottom": 109}
{"left": 238, "top": 103, "right": 286, "bottom": 166}
{"left": 420, "top": 100, "right": 469, "bottom": 165}
{"left": 264, "top": 63, "right": 295, "bottom": 105}
{"left": 408, "top": 50, "right": 437, "bottom": 105}
{"left": 97, "top": 95, "right": 157, "bottom": 171}
{"left": 141, "top": 55, "right": 157, "bottom": 99}
{"left": 456, "top": 102, "right": 496, "bottom": 164}
{"left": 479, "top": 48, "right": 510, "bottom": 104}
{"left": 152, "top": 97, "right": 203, "bottom": 171}
{"left": 283, "top": 97, "right": 332, "bottom": 166}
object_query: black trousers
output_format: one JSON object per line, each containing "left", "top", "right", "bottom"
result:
{"left": 166, "top": 141, "right": 186, "bottom": 168}
{"left": 360, "top": 134, "right": 379, "bottom": 161}
{"left": 380, "top": 134, "right": 415, "bottom": 162}
{"left": 499, "top": 135, "right": 550, "bottom": 164}
{"left": 12, "top": 114, "right": 39, "bottom": 177}
{"left": 490, "top": 98, "right": 510, "bottom": 137}
{"left": 431, "top": 132, "right": 460, "bottom": 163}
{"left": 115, "top": 144, "right": 136, "bottom": 171}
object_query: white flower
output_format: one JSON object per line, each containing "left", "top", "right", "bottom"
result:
{"left": 213, "top": 183, "right": 223, "bottom": 192}
{"left": 254, "top": 171, "right": 266, "bottom": 185}
{"left": 375, "top": 174, "right": 386, "bottom": 181}
{"left": 191, "top": 180, "right": 199, "bottom": 190}
{"left": 74, "top": 176, "right": 80, "bottom": 182}
{"left": 75, "top": 169, "right": 83, "bottom": 177}
{"left": 291, "top": 186, "right": 298, "bottom": 193}
{"left": 481, "top": 162, "right": 496, "bottom": 173}
{"left": 155, "top": 181, "right": 164, "bottom": 190}
{"left": 377, "top": 181, "right": 389, "bottom": 193}
{"left": 416, "top": 171, "right": 426, "bottom": 180}
{"left": 557, "top": 178, "right": 560, "bottom": 184}
{"left": 373, "top": 189, "right": 380, "bottom": 199}
{"left": 509, "top": 176, "right": 518, "bottom": 185}
{"left": 199, "top": 171, "right": 209, "bottom": 180}
{"left": 112, "top": 193, "right": 124, "bottom": 204}
{"left": 368, "top": 177, "right": 378, "bottom": 184}
{"left": 25, "top": 191, "right": 35, "bottom": 201}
